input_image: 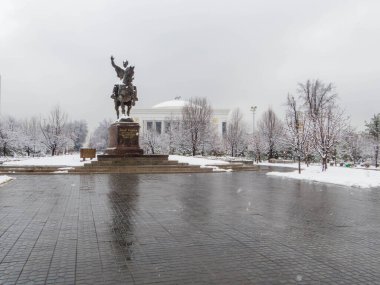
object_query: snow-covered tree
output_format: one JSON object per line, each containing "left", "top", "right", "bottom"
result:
{"left": 298, "top": 79, "right": 344, "bottom": 171}
{"left": 249, "top": 131, "right": 265, "bottom": 163}
{"left": 20, "top": 117, "right": 45, "bottom": 156}
{"left": 302, "top": 132, "right": 314, "bottom": 166}
{"left": 339, "top": 127, "right": 363, "bottom": 165}
{"left": 182, "top": 97, "right": 213, "bottom": 156}
{"left": 205, "top": 123, "right": 224, "bottom": 156}
{"left": 258, "top": 107, "right": 283, "bottom": 159}
{"left": 225, "top": 108, "right": 247, "bottom": 157}
{"left": 360, "top": 133, "right": 376, "bottom": 164}
{"left": 0, "top": 110, "right": 87, "bottom": 157}
{"left": 66, "top": 120, "right": 88, "bottom": 151}
{"left": 312, "top": 103, "right": 345, "bottom": 170}
{"left": 162, "top": 116, "right": 183, "bottom": 155}
{"left": 88, "top": 119, "right": 112, "bottom": 151}
{"left": 298, "top": 79, "right": 337, "bottom": 121}
{"left": 141, "top": 129, "right": 162, "bottom": 154}
{"left": 284, "top": 95, "right": 312, "bottom": 173}
{"left": 40, "top": 105, "right": 69, "bottom": 156}
{"left": 0, "top": 116, "right": 23, "bottom": 156}
{"left": 365, "top": 113, "right": 380, "bottom": 167}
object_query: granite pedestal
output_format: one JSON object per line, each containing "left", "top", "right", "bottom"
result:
{"left": 102, "top": 120, "right": 144, "bottom": 156}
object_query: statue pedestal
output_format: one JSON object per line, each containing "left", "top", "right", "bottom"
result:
{"left": 103, "top": 121, "right": 144, "bottom": 156}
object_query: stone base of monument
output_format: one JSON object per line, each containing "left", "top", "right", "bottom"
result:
{"left": 102, "top": 120, "right": 144, "bottom": 156}
{"left": 69, "top": 119, "right": 213, "bottom": 174}
{"left": 70, "top": 155, "right": 214, "bottom": 174}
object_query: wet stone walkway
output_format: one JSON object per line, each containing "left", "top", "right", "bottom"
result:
{"left": 1, "top": 172, "right": 380, "bottom": 284}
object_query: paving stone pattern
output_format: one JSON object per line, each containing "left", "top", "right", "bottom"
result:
{"left": 1, "top": 172, "right": 380, "bottom": 284}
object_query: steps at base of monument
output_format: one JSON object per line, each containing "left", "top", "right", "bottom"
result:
{"left": 69, "top": 164, "right": 213, "bottom": 173}
{"left": 86, "top": 159, "right": 183, "bottom": 166}
{"left": 78, "top": 164, "right": 200, "bottom": 169}
{"left": 97, "top": 154, "right": 168, "bottom": 161}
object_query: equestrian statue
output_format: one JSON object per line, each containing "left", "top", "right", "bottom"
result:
{"left": 110, "top": 56, "right": 138, "bottom": 118}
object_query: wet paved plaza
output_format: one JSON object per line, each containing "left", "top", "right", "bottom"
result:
{"left": 1, "top": 172, "right": 380, "bottom": 284}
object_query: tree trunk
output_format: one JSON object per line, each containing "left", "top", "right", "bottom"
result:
{"left": 304, "top": 155, "right": 308, "bottom": 166}
{"left": 298, "top": 155, "right": 301, "bottom": 174}
{"left": 375, "top": 146, "right": 379, "bottom": 168}
{"left": 322, "top": 156, "right": 327, "bottom": 171}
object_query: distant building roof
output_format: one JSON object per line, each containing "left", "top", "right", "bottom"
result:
{"left": 152, "top": 99, "right": 189, "bottom": 109}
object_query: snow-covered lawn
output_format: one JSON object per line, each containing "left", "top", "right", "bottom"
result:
{"left": 168, "top": 155, "right": 231, "bottom": 172}
{"left": 169, "top": 155, "right": 229, "bottom": 166}
{"left": 258, "top": 162, "right": 299, "bottom": 169}
{"left": 2, "top": 154, "right": 229, "bottom": 169}
{"left": 267, "top": 165, "right": 380, "bottom": 188}
{"left": 2, "top": 155, "right": 379, "bottom": 187}
{"left": 0, "top": 175, "right": 13, "bottom": 185}
{"left": 2, "top": 155, "right": 86, "bottom": 167}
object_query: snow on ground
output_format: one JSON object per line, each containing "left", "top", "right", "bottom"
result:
{"left": 2, "top": 154, "right": 229, "bottom": 169}
{"left": 258, "top": 162, "right": 299, "bottom": 169}
{"left": 2, "top": 155, "right": 85, "bottom": 167}
{"left": 169, "top": 155, "right": 229, "bottom": 166}
{"left": 0, "top": 175, "right": 14, "bottom": 185}
{"left": 170, "top": 155, "right": 233, "bottom": 172}
{"left": 267, "top": 165, "right": 380, "bottom": 188}
{"left": 2, "top": 154, "right": 379, "bottom": 187}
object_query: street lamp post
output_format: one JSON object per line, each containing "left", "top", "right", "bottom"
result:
{"left": 250, "top": 106, "right": 257, "bottom": 134}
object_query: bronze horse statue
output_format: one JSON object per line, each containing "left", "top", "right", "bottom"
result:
{"left": 111, "top": 84, "right": 137, "bottom": 118}
{"left": 110, "top": 56, "right": 138, "bottom": 119}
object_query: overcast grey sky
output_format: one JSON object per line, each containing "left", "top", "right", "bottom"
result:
{"left": 1, "top": 0, "right": 379, "bottom": 131}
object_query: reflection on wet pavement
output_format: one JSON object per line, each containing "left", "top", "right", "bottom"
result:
{"left": 0, "top": 172, "right": 380, "bottom": 284}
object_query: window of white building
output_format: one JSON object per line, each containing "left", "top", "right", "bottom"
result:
{"left": 147, "top": 121, "right": 153, "bottom": 131}
{"left": 155, "top": 122, "right": 162, "bottom": 134}
{"left": 222, "top": 122, "right": 227, "bottom": 136}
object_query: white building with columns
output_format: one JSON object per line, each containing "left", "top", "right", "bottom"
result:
{"left": 131, "top": 99, "right": 230, "bottom": 136}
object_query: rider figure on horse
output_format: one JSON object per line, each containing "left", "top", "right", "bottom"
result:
{"left": 110, "top": 56, "right": 138, "bottom": 118}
